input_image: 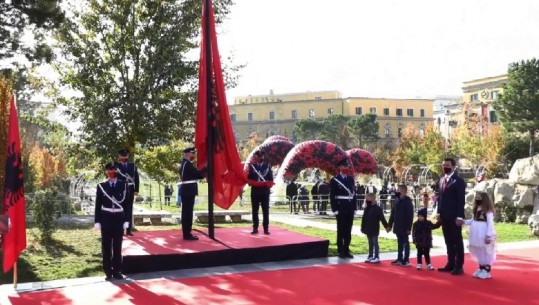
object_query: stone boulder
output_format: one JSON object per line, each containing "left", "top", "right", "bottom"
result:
{"left": 473, "top": 179, "right": 498, "bottom": 199}
{"left": 528, "top": 214, "right": 539, "bottom": 236}
{"left": 493, "top": 180, "right": 535, "bottom": 208}
{"left": 509, "top": 155, "right": 539, "bottom": 186}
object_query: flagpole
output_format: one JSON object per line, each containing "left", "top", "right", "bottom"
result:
{"left": 13, "top": 262, "right": 18, "bottom": 288}
{"left": 205, "top": 0, "right": 215, "bottom": 239}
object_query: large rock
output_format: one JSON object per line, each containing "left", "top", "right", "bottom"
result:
{"left": 493, "top": 180, "right": 535, "bottom": 208}
{"left": 473, "top": 179, "right": 498, "bottom": 199}
{"left": 509, "top": 155, "right": 539, "bottom": 186}
{"left": 529, "top": 214, "right": 539, "bottom": 237}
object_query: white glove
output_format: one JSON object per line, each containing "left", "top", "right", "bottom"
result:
{"left": 334, "top": 211, "right": 339, "bottom": 216}
{"left": 123, "top": 222, "right": 129, "bottom": 229}
{"left": 94, "top": 223, "right": 101, "bottom": 230}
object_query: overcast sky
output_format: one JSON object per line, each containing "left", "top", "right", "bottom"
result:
{"left": 217, "top": 0, "right": 539, "bottom": 100}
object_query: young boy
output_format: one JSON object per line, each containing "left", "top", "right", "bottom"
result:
{"left": 412, "top": 208, "right": 441, "bottom": 270}
{"left": 387, "top": 185, "right": 414, "bottom": 266}
{"left": 361, "top": 193, "right": 389, "bottom": 263}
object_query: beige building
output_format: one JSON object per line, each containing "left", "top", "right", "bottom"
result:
{"left": 229, "top": 90, "right": 434, "bottom": 144}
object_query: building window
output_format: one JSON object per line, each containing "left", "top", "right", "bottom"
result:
{"left": 491, "top": 91, "right": 499, "bottom": 100}
{"left": 383, "top": 108, "right": 389, "bottom": 116}
{"left": 230, "top": 114, "right": 236, "bottom": 121}
{"left": 328, "top": 108, "right": 334, "bottom": 115}
{"left": 397, "top": 128, "right": 402, "bottom": 138}
{"left": 396, "top": 108, "right": 403, "bottom": 117}
{"left": 384, "top": 124, "right": 391, "bottom": 138}
{"left": 309, "top": 109, "right": 315, "bottom": 118}
{"left": 291, "top": 110, "right": 297, "bottom": 119}
{"left": 490, "top": 110, "right": 498, "bottom": 123}
{"left": 315, "top": 96, "right": 322, "bottom": 101}
{"left": 247, "top": 113, "right": 253, "bottom": 121}
{"left": 355, "top": 107, "right": 362, "bottom": 115}
{"left": 470, "top": 94, "right": 479, "bottom": 101}
{"left": 407, "top": 109, "right": 414, "bottom": 117}
{"left": 369, "top": 107, "right": 376, "bottom": 114}
{"left": 269, "top": 111, "right": 275, "bottom": 120}
{"left": 420, "top": 109, "right": 425, "bottom": 118}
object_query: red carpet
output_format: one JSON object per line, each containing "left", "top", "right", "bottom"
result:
{"left": 123, "top": 227, "right": 325, "bottom": 255}
{"left": 7, "top": 247, "right": 539, "bottom": 305}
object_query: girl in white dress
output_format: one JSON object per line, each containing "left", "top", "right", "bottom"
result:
{"left": 461, "top": 192, "right": 497, "bottom": 279}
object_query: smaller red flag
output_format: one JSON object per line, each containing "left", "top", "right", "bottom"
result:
{"left": 2, "top": 95, "right": 27, "bottom": 273}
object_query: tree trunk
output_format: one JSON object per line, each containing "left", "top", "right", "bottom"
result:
{"left": 530, "top": 130, "right": 536, "bottom": 157}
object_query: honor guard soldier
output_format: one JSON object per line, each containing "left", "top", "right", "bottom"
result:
{"left": 179, "top": 147, "right": 206, "bottom": 240}
{"left": 330, "top": 159, "right": 357, "bottom": 259}
{"left": 247, "top": 150, "right": 274, "bottom": 235}
{"left": 94, "top": 162, "right": 129, "bottom": 281}
{"left": 114, "top": 149, "right": 139, "bottom": 236}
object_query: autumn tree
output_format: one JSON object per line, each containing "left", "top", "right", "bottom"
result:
{"left": 240, "top": 132, "right": 264, "bottom": 160}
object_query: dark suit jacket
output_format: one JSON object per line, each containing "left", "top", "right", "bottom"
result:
{"left": 437, "top": 172, "right": 466, "bottom": 221}
{"left": 388, "top": 196, "right": 414, "bottom": 234}
{"left": 95, "top": 180, "right": 129, "bottom": 224}
{"left": 114, "top": 162, "right": 140, "bottom": 192}
{"left": 329, "top": 175, "right": 357, "bottom": 215}
{"left": 180, "top": 158, "right": 205, "bottom": 197}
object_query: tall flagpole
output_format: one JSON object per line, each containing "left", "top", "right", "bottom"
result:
{"left": 204, "top": 0, "right": 215, "bottom": 239}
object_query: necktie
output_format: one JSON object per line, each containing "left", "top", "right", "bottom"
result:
{"left": 442, "top": 177, "right": 448, "bottom": 191}
{"left": 111, "top": 182, "right": 115, "bottom": 188}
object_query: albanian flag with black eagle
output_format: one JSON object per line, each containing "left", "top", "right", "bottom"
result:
{"left": 2, "top": 95, "right": 27, "bottom": 273}
{"left": 195, "top": 0, "right": 247, "bottom": 209}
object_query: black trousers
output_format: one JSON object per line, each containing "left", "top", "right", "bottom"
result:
{"left": 164, "top": 196, "right": 171, "bottom": 205}
{"left": 125, "top": 186, "right": 135, "bottom": 232}
{"left": 442, "top": 218, "right": 464, "bottom": 269}
{"left": 100, "top": 212, "right": 124, "bottom": 277}
{"left": 251, "top": 194, "right": 270, "bottom": 230}
{"left": 336, "top": 213, "right": 354, "bottom": 254}
{"left": 180, "top": 194, "right": 195, "bottom": 237}
{"left": 417, "top": 247, "right": 431, "bottom": 264}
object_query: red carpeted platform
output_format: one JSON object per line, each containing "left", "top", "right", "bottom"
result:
{"left": 7, "top": 247, "right": 539, "bottom": 305}
{"left": 121, "top": 227, "right": 329, "bottom": 274}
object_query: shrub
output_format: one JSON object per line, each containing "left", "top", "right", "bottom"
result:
{"left": 31, "top": 188, "right": 62, "bottom": 242}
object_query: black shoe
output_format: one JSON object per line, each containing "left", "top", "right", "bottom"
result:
{"left": 338, "top": 253, "right": 347, "bottom": 259}
{"left": 345, "top": 253, "right": 354, "bottom": 259}
{"left": 390, "top": 259, "right": 402, "bottom": 266}
{"left": 251, "top": 229, "right": 258, "bottom": 234}
{"left": 264, "top": 230, "right": 270, "bottom": 235}
{"left": 105, "top": 275, "right": 113, "bottom": 281}
{"left": 183, "top": 235, "right": 199, "bottom": 240}
{"left": 438, "top": 266, "right": 454, "bottom": 272}
{"left": 126, "top": 231, "right": 134, "bottom": 236}
{"left": 451, "top": 267, "right": 464, "bottom": 275}
{"left": 113, "top": 273, "right": 124, "bottom": 280}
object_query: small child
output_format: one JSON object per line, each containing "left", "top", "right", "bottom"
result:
{"left": 412, "top": 208, "right": 440, "bottom": 270}
{"left": 360, "top": 193, "right": 389, "bottom": 263}
{"left": 387, "top": 185, "right": 414, "bottom": 267}
{"left": 459, "top": 192, "right": 497, "bottom": 279}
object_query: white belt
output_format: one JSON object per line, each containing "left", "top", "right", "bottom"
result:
{"left": 102, "top": 207, "right": 124, "bottom": 213}
{"left": 177, "top": 180, "right": 198, "bottom": 186}
{"left": 336, "top": 196, "right": 353, "bottom": 200}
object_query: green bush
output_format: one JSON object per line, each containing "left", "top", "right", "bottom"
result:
{"left": 31, "top": 189, "right": 62, "bottom": 242}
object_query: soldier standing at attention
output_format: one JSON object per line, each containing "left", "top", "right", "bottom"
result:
{"left": 330, "top": 159, "right": 357, "bottom": 259}
{"left": 94, "top": 162, "right": 129, "bottom": 280}
{"left": 179, "top": 147, "right": 206, "bottom": 240}
{"left": 115, "top": 149, "right": 139, "bottom": 236}
{"left": 247, "top": 150, "right": 274, "bottom": 235}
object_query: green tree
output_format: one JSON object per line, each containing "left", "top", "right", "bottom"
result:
{"left": 293, "top": 118, "right": 323, "bottom": 142}
{"left": 493, "top": 58, "right": 539, "bottom": 157}
{"left": 348, "top": 114, "right": 380, "bottom": 148}
{"left": 320, "top": 114, "right": 351, "bottom": 149}
{"left": 0, "top": 0, "right": 63, "bottom": 65}
{"left": 137, "top": 140, "right": 189, "bottom": 185}
{"left": 54, "top": 0, "right": 233, "bottom": 159}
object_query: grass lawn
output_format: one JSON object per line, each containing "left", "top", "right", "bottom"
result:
{"left": 431, "top": 222, "right": 538, "bottom": 243}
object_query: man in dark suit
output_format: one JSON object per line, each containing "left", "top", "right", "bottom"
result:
{"left": 317, "top": 179, "right": 330, "bottom": 215}
{"left": 94, "top": 162, "right": 129, "bottom": 281}
{"left": 286, "top": 180, "right": 299, "bottom": 214}
{"left": 164, "top": 185, "right": 173, "bottom": 206}
{"left": 330, "top": 159, "right": 356, "bottom": 259}
{"left": 437, "top": 158, "right": 466, "bottom": 275}
{"left": 179, "top": 147, "right": 206, "bottom": 240}
{"left": 247, "top": 150, "right": 274, "bottom": 234}
{"left": 114, "top": 149, "right": 139, "bottom": 236}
